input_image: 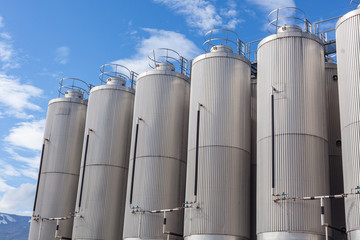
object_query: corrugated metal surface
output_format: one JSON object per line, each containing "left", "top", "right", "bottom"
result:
{"left": 250, "top": 78, "right": 257, "bottom": 240}
{"left": 325, "top": 63, "right": 346, "bottom": 240}
{"left": 184, "top": 49, "right": 251, "bottom": 240}
{"left": 29, "top": 96, "right": 87, "bottom": 240}
{"left": 336, "top": 9, "right": 360, "bottom": 236}
{"left": 72, "top": 84, "right": 135, "bottom": 240}
{"left": 256, "top": 31, "right": 329, "bottom": 239}
{"left": 123, "top": 67, "right": 190, "bottom": 240}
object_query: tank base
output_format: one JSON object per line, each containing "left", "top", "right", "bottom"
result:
{"left": 185, "top": 234, "right": 248, "bottom": 240}
{"left": 348, "top": 230, "right": 360, "bottom": 239}
{"left": 257, "top": 232, "right": 329, "bottom": 240}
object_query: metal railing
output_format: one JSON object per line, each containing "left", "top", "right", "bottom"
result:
{"left": 245, "top": 39, "right": 263, "bottom": 63}
{"left": 202, "top": 29, "right": 245, "bottom": 55}
{"left": 148, "top": 48, "right": 191, "bottom": 77}
{"left": 58, "top": 78, "right": 92, "bottom": 99}
{"left": 99, "top": 63, "right": 137, "bottom": 89}
{"left": 313, "top": 16, "right": 342, "bottom": 55}
{"left": 267, "top": 7, "right": 312, "bottom": 34}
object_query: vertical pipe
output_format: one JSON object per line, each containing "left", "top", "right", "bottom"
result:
{"left": 194, "top": 107, "right": 201, "bottom": 198}
{"left": 325, "top": 225, "right": 329, "bottom": 240}
{"left": 271, "top": 94, "right": 275, "bottom": 194}
{"left": 163, "top": 212, "right": 167, "bottom": 234}
{"left": 78, "top": 134, "right": 90, "bottom": 208}
{"left": 130, "top": 122, "right": 140, "bottom": 205}
{"left": 320, "top": 197, "right": 325, "bottom": 226}
{"left": 55, "top": 219, "right": 59, "bottom": 239}
{"left": 33, "top": 143, "right": 45, "bottom": 213}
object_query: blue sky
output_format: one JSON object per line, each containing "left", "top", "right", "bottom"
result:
{"left": 0, "top": 0, "right": 355, "bottom": 216}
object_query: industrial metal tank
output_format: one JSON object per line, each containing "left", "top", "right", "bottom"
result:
{"left": 325, "top": 61, "right": 346, "bottom": 240}
{"left": 184, "top": 29, "right": 251, "bottom": 240}
{"left": 72, "top": 65, "right": 136, "bottom": 240}
{"left": 336, "top": 4, "right": 360, "bottom": 238}
{"left": 250, "top": 77, "right": 257, "bottom": 240}
{"left": 257, "top": 8, "right": 330, "bottom": 240}
{"left": 28, "top": 78, "right": 89, "bottom": 240}
{"left": 123, "top": 48, "right": 190, "bottom": 240}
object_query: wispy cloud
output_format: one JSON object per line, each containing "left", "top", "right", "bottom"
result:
{"left": 0, "top": 74, "right": 43, "bottom": 119}
{"left": 153, "top": 0, "right": 243, "bottom": 32}
{"left": 0, "top": 161, "right": 21, "bottom": 177}
{"left": 4, "top": 119, "right": 45, "bottom": 151}
{"left": 0, "top": 183, "right": 36, "bottom": 216}
{"left": 0, "top": 178, "right": 15, "bottom": 192}
{"left": 113, "top": 28, "right": 200, "bottom": 74}
{"left": 247, "top": 0, "right": 296, "bottom": 12}
{"left": 0, "top": 16, "right": 4, "bottom": 28}
{"left": 55, "top": 46, "right": 70, "bottom": 64}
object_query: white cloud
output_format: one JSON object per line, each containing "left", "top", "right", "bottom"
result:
{"left": 0, "top": 178, "right": 15, "bottom": 192}
{"left": 0, "top": 162, "right": 21, "bottom": 177}
{"left": 113, "top": 28, "right": 200, "bottom": 74}
{"left": 5, "top": 119, "right": 45, "bottom": 151}
{"left": 0, "top": 183, "right": 36, "bottom": 216}
{"left": 0, "top": 32, "right": 11, "bottom": 40}
{"left": 153, "top": 0, "right": 242, "bottom": 32}
{"left": 247, "top": 0, "right": 296, "bottom": 12}
{"left": 55, "top": 46, "right": 70, "bottom": 64}
{"left": 0, "top": 74, "right": 43, "bottom": 118}
{"left": 5, "top": 148, "right": 40, "bottom": 171}
{"left": 0, "top": 42, "right": 14, "bottom": 62}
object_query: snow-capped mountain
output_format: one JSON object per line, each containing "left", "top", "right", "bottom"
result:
{"left": 0, "top": 213, "right": 30, "bottom": 240}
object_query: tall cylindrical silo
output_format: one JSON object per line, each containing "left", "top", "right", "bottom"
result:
{"left": 72, "top": 65, "right": 136, "bottom": 240}
{"left": 123, "top": 49, "right": 190, "bottom": 240}
{"left": 336, "top": 6, "right": 360, "bottom": 238}
{"left": 29, "top": 79, "right": 89, "bottom": 240}
{"left": 257, "top": 10, "right": 329, "bottom": 239}
{"left": 184, "top": 29, "right": 251, "bottom": 240}
{"left": 325, "top": 62, "right": 346, "bottom": 240}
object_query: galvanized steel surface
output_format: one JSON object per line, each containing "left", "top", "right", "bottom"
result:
{"left": 72, "top": 84, "right": 135, "bottom": 239}
{"left": 123, "top": 67, "right": 190, "bottom": 240}
{"left": 29, "top": 96, "right": 87, "bottom": 240}
{"left": 257, "top": 31, "right": 329, "bottom": 238}
{"left": 325, "top": 63, "right": 346, "bottom": 240}
{"left": 184, "top": 48, "right": 251, "bottom": 240}
{"left": 336, "top": 8, "right": 360, "bottom": 235}
{"left": 250, "top": 78, "right": 257, "bottom": 240}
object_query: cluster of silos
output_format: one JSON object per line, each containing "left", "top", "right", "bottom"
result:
{"left": 184, "top": 30, "right": 251, "bottom": 240}
{"left": 72, "top": 65, "right": 136, "bottom": 239}
{"left": 29, "top": 5, "right": 360, "bottom": 240}
{"left": 29, "top": 79, "right": 89, "bottom": 240}
{"left": 336, "top": 4, "right": 360, "bottom": 239}
{"left": 256, "top": 8, "right": 330, "bottom": 239}
{"left": 123, "top": 49, "right": 190, "bottom": 240}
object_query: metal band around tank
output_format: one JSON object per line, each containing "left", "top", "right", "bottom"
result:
{"left": 185, "top": 234, "right": 248, "bottom": 240}
{"left": 257, "top": 232, "right": 328, "bottom": 240}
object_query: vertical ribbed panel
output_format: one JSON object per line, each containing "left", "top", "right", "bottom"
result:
{"left": 29, "top": 99, "right": 87, "bottom": 240}
{"left": 250, "top": 79, "right": 257, "bottom": 240}
{"left": 325, "top": 63, "right": 346, "bottom": 240}
{"left": 123, "top": 71, "right": 190, "bottom": 239}
{"left": 336, "top": 9, "right": 360, "bottom": 234}
{"left": 184, "top": 52, "right": 251, "bottom": 240}
{"left": 72, "top": 86, "right": 135, "bottom": 240}
{"left": 257, "top": 33, "right": 329, "bottom": 238}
